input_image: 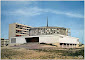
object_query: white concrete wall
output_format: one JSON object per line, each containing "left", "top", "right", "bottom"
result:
{"left": 38, "top": 35, "right": 79, "bottom": 44}
{"left": 59, "top": 36, "right": 79, "bottom": 44}
{"left": 10, "top": 37, "right": 26, "bottom": 44}
{"left": 16, "top": 37, "right": 26, "bottom": 43}
{"left": 10, "top": 34, "right": 79, "bottom": 45}
{"left": 39, "top": 35, "right": 59, "bottom": 44}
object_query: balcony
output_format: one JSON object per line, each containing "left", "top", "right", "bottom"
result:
{"left": 25, "top": 28, "right": 30, "bottom": 29}
{"left": 22, "top": 31, "right": 27, "bottom": 33}
{"left": 24, "top": 30, "right": 29, "bottom": 31}
{"left": 16, "top": 33, "right": 24, "bottom": 35}
{"left": 16, "top": 28, "right": 23, "bottom": 30}
{"left": 16, "top": 24, "right": 23, "bottom": 29}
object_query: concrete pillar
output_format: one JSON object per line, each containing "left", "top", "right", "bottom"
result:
{"left": 67, "top": 44, "right": 69, "bottom": 48}
{"left": 63, "top": 43, "right": 65, "bottom": 48}
{"left": 69, "top": 44, "right": 70, "bottom": 48}
{"left": 72, "top": 44, "right": 73, "bottom": 48}
{"left": 75, "top": 44, "right": 76, "bottom": 47}
{"left": 73, "top": 44, "right": 74, "bottom": 47}
{"left": 62, "top": 43, "right": 63, "bottom": 48}
{"left": 73, "top": 44, "right": 75, "bottom": 48}
{"left": 64, "top": 43, "right": 66, "bottom": 48}
{"left": 71, "top": 44, "right": 72, "bottom": 48}
{"left": 66, "top": 44, "right": 67, "bottom": 48}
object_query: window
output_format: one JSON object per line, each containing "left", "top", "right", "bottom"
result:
{"left": 20, "top": 27, "right": 22, "bottom": 29}
{"left": 11, "top": 38, "right": 16, "bottom": 43}
{"left": 16, "top": 30, "right": 22, "bottom": 33}
{"left": 16, "top": 25, "right": 19, "bottom": 28}
{"left": 63, "top": 29, "right": 66, "bottom": 30}
{"left": 27, "top": 27, "right": 30, "bottom": 28}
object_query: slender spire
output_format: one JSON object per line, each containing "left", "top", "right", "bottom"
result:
{"left": 47, "top": 17, "right": 48, "bottom": 27}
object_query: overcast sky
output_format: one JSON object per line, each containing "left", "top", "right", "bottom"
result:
{"left": 1, "top": 1, "right": 84, "bottom": 44}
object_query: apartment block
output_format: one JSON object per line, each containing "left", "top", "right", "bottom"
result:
{"left": 1, "top": 38, "right": 9, "bottom": 47}
{"left": 9, "top": 23, "right": 31, "bottom": 39}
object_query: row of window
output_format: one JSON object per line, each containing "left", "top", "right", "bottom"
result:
{"left": 16, "top": 30, "right": 28, "bottom": 33}
{"left": 30, "top": 30, "right": 60, "bottom": 34}
{"left": 16, "top": 35, "right": 22, "bottom": 37}
{"left": 16, "top": 24, "right": 30, "bottom": 28}
{"left": 30, "top": 29, "right": 65, "bottom": 33}
{"left": 33, "top": 28, "right": 66, "bottom": 30}
{"left": 60, "top": 43, "right": 77, "bottom": 45}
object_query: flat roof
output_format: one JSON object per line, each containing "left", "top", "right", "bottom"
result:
{"left": 9, "top": 23, "right": 69, "bottom": 29}
{"left": 11, "top": 34, "right": 79, "bottom": 39}
{"left": 31, "top": 26, "right": 69, "bottom": 29}
{"left": 10, "top": 23, "right": 32, "bottom": 27}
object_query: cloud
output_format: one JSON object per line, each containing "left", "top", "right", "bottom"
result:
{"left": 2, "top": 7, "right": 84, "bottom": 18}
{"left": 45, "top": 9, "right": 84, "bottom": 18}
{"left": 65, "top": 12, "right": 84, "bottom": 18}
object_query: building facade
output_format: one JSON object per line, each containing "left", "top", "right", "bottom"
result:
{"left": 9, "top": 22, "right": 79, "bottom": 48}
{"left": 29, "top": 27, "right": 70, "bottom": 36}
{"left": 1, "top": 38, "right": 9, "bottom": 47}
{"left": 10, "top": 34, "right": 79, "bottom": 48}
{"left": 9, "top": 23, "right": 31, "bottom": 39}
{"left": 9, "top": 23, "right": 70, "bottom": 39}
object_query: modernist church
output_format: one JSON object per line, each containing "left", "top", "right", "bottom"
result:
{"left": 29, "top": 18, "right": 70, "bottom": 36}
{"left": 9, "top": 18, "right": 79, "bottom": 48}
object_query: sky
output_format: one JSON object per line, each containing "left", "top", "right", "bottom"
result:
{"left": 1, "top": 1, "right": 84, "bottom": 44}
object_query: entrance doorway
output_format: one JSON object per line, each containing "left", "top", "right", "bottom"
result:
{"left": 25, "top": 37, "right": 39, "bottom": 43}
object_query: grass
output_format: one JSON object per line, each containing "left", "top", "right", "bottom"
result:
{"left": 1, "top": 48, "right": 24, "bottom": 59}
{"left": 31, "top": 48, "right": 84, "bottom": 58}
{"left": 1, "top": 47, "right": 84, "bottom": 59}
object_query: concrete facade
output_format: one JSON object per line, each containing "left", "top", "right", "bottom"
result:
{"left": 29, "top": 27, "right": 70, "bottom": 36}
{"left": 10, "top": 34, "right": 79, "bottom": 48}
{"left": 9, "top": 23, "right": 79, "bottom": 48}
{"left": 9, "top": 23, "right": 71, "bottom": 40}
{"left": 9, "top": 23, "right": 32, "bottom": 39}
{"left": 1, "top": 38, "right": 9, "bottom": 47}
